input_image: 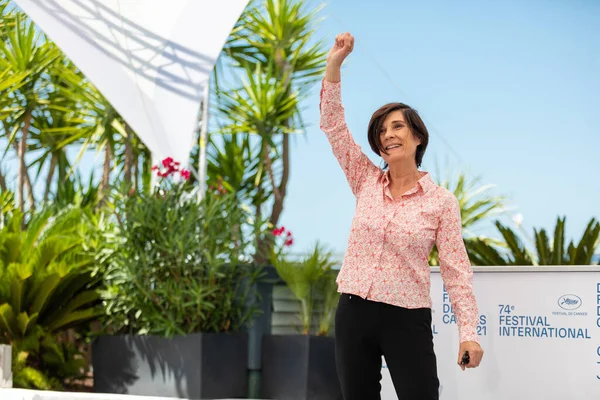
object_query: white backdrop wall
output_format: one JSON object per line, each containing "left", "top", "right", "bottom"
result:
{"left": 0, "top": 267, "right": 598, "bottom": 399}
{"left": 381, "top": 266, "right": 600, "bottom": 400}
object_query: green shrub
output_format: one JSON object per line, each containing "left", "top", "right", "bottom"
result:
{"left": 272, "top": 242, "right": 339, "bottom": 336}
{"left": 102, "top": 176, "right": 263, "bottom": 337}
{"left": 0, "top": 206, "right": 102, "bottom": 389}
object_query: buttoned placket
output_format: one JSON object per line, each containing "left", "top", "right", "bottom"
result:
{"left": 364, "top": 187, "right": 386, "bottom": 299}
{"left": 366, "top": 183, "right": 411, "bottom": 299}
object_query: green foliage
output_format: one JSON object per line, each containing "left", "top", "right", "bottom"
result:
{"left": 225, "top": 0, "right": 327, "bottom": 89}
{"left": 0, "top": 13, "right": 63, "bottom": 110}
{"left": 0, "top": 8, "right": 152, "bottom": 210}
{"left": 467, "top": 217, "right": 600, "bottom": 266}
{"left": 437, "top": 171, "right": 508, "bottom": 234}
{"left": 13, "top": 338, "right": 57, "bottom": 390}
{"left": 0, "top": 207, "right": 103, "bottom": 337}
{"left": 102, "top": 180, "right": 264, "bottom": 337}
{"left": 316, "top": 266, "right": 339, "bottom": 336}
{"left": 206, "top": 133, "right": 263, "bottom": 202}
{"left": 208, "top": 61, "right": 301, "bottom": 197}
{"left": 0, "top": 206, "right": 102, "bottom": 389}
{"left": 12, "top": 327, "right": 88, "bottom": 390}
{"left": 197, "top": 0, "right": 328, "bottom": 261}
{"left": 0, "top": 190, "right": 14, "bottom": 227}
{"left": 272, "top": 243, "right": 338, "bottom": 336}
{"left": 430, "top": 170, "right": 508, "bottom": 265}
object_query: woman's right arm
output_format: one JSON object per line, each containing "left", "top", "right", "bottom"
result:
{"left": 320, "top": 33, "right": 377, "bottom": 197}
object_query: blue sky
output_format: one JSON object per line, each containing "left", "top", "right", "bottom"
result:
{"left": 3, "top": 0, "right": 599, "bottom": 260}
{"left": 278, "top": 0, "right": 600, "bottom": 256}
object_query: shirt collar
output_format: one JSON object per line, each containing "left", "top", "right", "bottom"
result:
{"left": 380, "top": 170, "right": 435, "bottom": 194}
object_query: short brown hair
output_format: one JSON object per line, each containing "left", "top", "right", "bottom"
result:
{"left": 367, "top": 103, "right": 429, "bottom": 168}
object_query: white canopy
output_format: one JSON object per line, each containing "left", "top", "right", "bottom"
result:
{"left": 13, "top": 0, "right": 249, "bottom": 166}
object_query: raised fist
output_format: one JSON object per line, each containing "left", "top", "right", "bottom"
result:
{"left": 327, "top": 32, "right": 354, "bottom": 67}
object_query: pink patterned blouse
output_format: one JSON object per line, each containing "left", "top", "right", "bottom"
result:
{"left": 319, "top": 79, "right": 479, "bottom": 344}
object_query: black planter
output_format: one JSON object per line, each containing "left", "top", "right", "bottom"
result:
{"left": 261, "top": 335, "right": 342, "bottom": 400}
{"left": 92, "top": 332, "right": 248, "bottom": 399}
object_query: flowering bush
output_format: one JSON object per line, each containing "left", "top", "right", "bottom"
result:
{"left": 102, "top": 157, "right": 263, "bottom": 337}
{"left": 151, "top": 157, "right": 191, "bottom": 180}
{"left": 273, "top": 225, "right": 294, "bottom": 248}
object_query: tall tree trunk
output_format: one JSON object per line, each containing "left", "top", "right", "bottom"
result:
{"left": 0, "top": 121, "right": 8, "bottom": 191}
{"left": 11, "top": 135, "right": 35, "bottom": 211}
{"left": 253, "top": 182, "right": 266, "bottom": 263}
{"left": 252, "top": 141, "right": 269, "bottom": 264}
{"left": 102, "top": 145, "right": 111, "bottom": 191}
{"left": 269, "top": 131, "right": 290, "bottom": 227}
{"left": 44, "top": 152, "right": 58, "bottom": 203}
{"left": 0, "top": 169, "right": 6, "bottom": 192}
{"left": 257, "top": 54, "right": 294, "bottom": 261}
{"left": 124, "top": 125, "right": 133, "bottom": 184}
{"left": 18, "top": 110, "right": 32, "bottom": 213}
{"left": 254, "top": 132, "right": 290, "bottom": 264}
{"left": 98, "top": 143, "right": 112, "bottom": 205}
{"left": 24, "top": 166, "right": 35, "bottom": 211}
{"left": 142, "top": 150, "right": 152, "bottom": 195}
{"left": 133, "top": 154, "right": 139, "bottom": 193}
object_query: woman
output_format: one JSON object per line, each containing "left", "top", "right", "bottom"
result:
{"left": 321, "top": 32, "right": 484, "bottom": 400}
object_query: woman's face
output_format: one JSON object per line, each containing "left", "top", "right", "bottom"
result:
{"left": 378, "top": 110, "right": 420, "bottom": 166}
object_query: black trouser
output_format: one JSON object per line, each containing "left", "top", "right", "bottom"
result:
{"left": 335, "top": 293, "right": 440, "bottom": 400}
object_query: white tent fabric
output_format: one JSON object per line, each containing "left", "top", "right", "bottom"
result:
{"left": 13, "top": 0, "right": 249, "bottom": 166}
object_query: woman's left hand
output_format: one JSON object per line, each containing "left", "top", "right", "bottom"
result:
{"left": 457, "top": 341, "right": 483, "bottom": 371}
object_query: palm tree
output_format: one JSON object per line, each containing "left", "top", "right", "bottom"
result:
{"left": 436, "top": 170, "right": 509, "bottom": 235}
{"left": 0, "top": 67, "right": 28, "bottom": 191}
{"left": 0, "top": 0, "right": 15, "bottom": 32}
{"left": 45, "top": 60, "right": 127, "bottom": 202}
{"left": 27, "top": 90, "right": 78, "bottom": 203}
{"left": 467, "top": 216, "right": 600, "bottom": 266}
{"left": 111, "top": 122, "right": 151, "bottom": 194}
{"left": 213, "top": 0, "right": 327, "bottom": 260}
{"left": 429, "top": 169, "right": 509, "bottom": 265}
{"left": 2, "top": 7, "right": 151, "bottom": 206}
{"left": 214, "top": 61, "right": 301, "bottom": 233}
{"left": 0, "top": 12, "right": 62, "bottom": 213}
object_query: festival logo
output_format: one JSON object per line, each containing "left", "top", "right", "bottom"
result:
{"left": 557, "top": 294, "right": 582, "bottom": 311}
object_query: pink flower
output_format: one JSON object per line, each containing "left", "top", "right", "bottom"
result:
{"left": 151, "top": 165, "right": 159, "bottom": 171}
{"left": 273, "top": 227, "right": 285, "bottom": 237}
{"left": 181, "top": 169, "right": 190, "bottom": 180}
{"left": 162, "top": 157, "right": 174, "bottom": 166}
{"left": 284, "top": 238, "right": 294, "bottom": 247}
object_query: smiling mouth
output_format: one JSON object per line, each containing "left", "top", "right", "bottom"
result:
{"left": 385, "top": 144, "right": 402, "bottom": 150}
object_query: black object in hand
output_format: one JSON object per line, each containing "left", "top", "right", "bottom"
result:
{"left": 460, "top": 351, "right": 470, "bottom": 365}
